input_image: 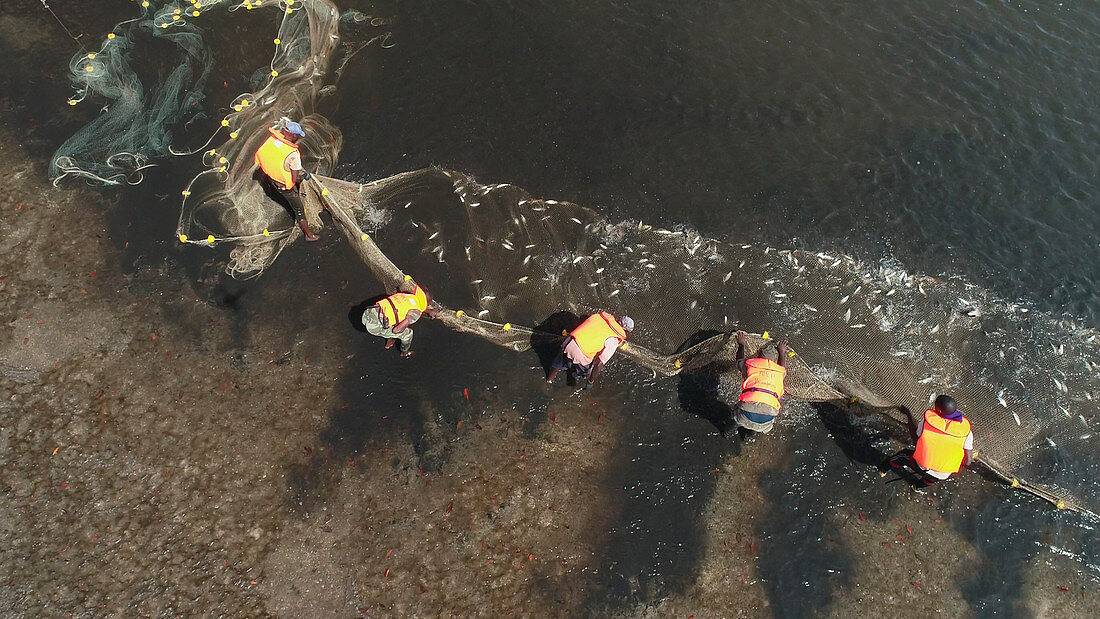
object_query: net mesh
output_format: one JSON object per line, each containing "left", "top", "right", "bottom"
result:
{"left": 303, "top": 168, "right": 1100, "bottom": 518}
{"left": 52, "top": 1, "right": 1099, "bottom": 519}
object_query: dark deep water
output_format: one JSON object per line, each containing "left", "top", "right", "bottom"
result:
{"left": 15, "top": 0, "right": 1100, "bottom": 614}
{"left": 342, "top": 0, "right": 1100, "bottom": 322}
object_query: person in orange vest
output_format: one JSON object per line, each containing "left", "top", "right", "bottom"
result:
{"left": 885, "top": 394, "right": 974, "bottom": 486}
{"left": 360, "top": 282, "right": 438, "bottom": 357}
{"left": 546, "top": 313, "right": 633, "bottom": 389}
{"left": 731, "top": 330, "right": 791, "bottom": 438}
{"left": 254, "top": 119, "right": 319, "bottom": 241}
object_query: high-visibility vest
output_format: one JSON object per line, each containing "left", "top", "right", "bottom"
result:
{"left": 739, "top": 358, "right": 787, "bottom": 410}
{"left": 376, "top": 286, "right": 428, "bottom": 327}
{"left": 570, "top": 312, "right": 627, "bottom": 359}
{"left": 254, "top": 128, "right": 300, "bottom": 190}
{"left": 914, "top": 409, "right": 971, "bottom": 474}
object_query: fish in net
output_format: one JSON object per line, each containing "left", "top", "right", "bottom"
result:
{"left": 53, "top": 1, "right": 1099, "bottom": 519}
{"left": 300, "top": 169, "right": 1100, "bottom": 519}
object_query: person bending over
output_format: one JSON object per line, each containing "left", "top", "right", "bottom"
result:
{"left": 546, "top": 313, "right": 633, "bottom": 389}
{"left": 254, "top": 118, "right": 318, "bottom": 241}
{"left": 731, "top": 330, "right": 790, "bottom": 438}
{"left": 886, "top": 394, "right": 974, "bottom": 486}
{"left": 362, "top": 283, "right": 438, "bottom": 358}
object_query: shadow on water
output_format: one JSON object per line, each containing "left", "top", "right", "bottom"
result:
{"left": 285, "top": 307, "right": 557, "bottom": 514}
{"left": 580, "top": 333, "right": 743, "bottom": 611}
{"left": 676, "top": 329, "right": 739, "bottom": 437}
{"left": 530, "top": 311, "right": 581, "bottom": 377}
{"left": 752, "top": 404, "right": 913, "bottom": 616}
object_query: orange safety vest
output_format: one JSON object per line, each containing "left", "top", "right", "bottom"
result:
{"left": 913, "top": 409, "right": 971, "bottom": 474}
{"left": 739, "top": 358, "right": 787, "bottom": 410}
{"left": 376, "top": 286, "right": 428, "bottom": 327}
{"left": 254, "top": 128, "right": 300, "bottom": 190}
{"left": 570, "top": 312, "right": 628, "bottom": 359}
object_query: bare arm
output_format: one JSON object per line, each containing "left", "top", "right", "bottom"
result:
{"left": 776, "top": 340, "right": 790, "bottom": 368}
{"left": 587, "top": 355, "right": 605, "bottom": 386}
{"left": 735, "top": 330, "right": 748, "bottom": 375}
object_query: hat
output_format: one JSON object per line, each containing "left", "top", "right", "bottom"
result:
{"left": 619, "top": 315, "right": 634, "bottom": 332}
{"left": 283, "top": 121, "right": 305, "bottom": 137}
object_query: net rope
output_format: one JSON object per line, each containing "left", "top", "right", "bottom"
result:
{"left": 52, "top": 1, "right": 1099, "bottom": 519}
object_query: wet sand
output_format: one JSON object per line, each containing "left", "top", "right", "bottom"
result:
{"left": 3, "top": 5, "right": 1099, "bottom": 618}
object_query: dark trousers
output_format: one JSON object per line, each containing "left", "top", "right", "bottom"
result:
{"left": 261, "top": 176, "right": 306, "bottom": 222}
{"left": 886, "top": 449, "right": 939, "bottom": 487}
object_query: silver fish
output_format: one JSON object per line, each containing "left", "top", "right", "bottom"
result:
{"left": 997, "top": 389, "right": 1008, "bottom": 407}
{"left": 609, "top": 289, "right": 620, "bottom": 297}
{"left": 723, "top": 272, "right": 733, "bottom": 283}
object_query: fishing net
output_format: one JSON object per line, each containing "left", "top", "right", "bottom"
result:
{"left": 299, "top": 169, "right": 1100, "bottom": 519}
{"left": 52, "top": 1, "right": 1099, "bottom": 519}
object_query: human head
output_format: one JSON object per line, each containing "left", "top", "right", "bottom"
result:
{"left": 758, "top": 344, "right": 779, "bottom": 362}
{"left": 933, "top": 394, "right": 957, "bottom": 415}
{"left": 282, "top": 121, "right": 305, "bottom": 143}
{"left": 619, "top": 315, "right": 634, "bottom": 332}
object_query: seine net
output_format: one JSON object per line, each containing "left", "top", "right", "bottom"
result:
{"left": 302, "top": 168, "right": 1100, "bottom": 518}
{"left": 51, "top": 2, "right": 1098, "bottom": 518}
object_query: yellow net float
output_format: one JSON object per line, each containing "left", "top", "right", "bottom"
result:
{"left": 178, "top": 234, "right": 188, "bottom": 243}
{"left": 455, "top": 310, "right": 464, "bottom": 318}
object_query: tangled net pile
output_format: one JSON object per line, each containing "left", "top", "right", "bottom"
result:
{"left": 55, "top": 1, "right": 1099, "bottom": 519}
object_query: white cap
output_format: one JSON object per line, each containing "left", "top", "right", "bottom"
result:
{"left": 619, "top": 315, "right": 635, "bottom": 331}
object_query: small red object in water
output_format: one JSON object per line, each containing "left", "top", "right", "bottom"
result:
{"left": 457, "top": 421, "right": 463, "bottom": 429}
{"left": 384, "top": 568, "right": 390, "bottom": 577}
{"left": 896, "top": 535, "right": 905, "bottom": 541}
{"left": 463, "top": 388, "right": 469, "bottom": 400}
{"left": 223, "top": 81, "right": 228, "bottom": 87}
{"left": 60, "top": 483, "right": 69, "bottom": 489}
{"left": 749, "top": 543, "right": 755, "bottom": 553}
{"left": 1058, "top": 586, "right": 1069, "bottom": 592}
{"left": 88, "top": 272, "right": 96, "bottom": 278}
{"left": 386, "top": 549, "right": 393, "bottom": 558}
{"left": 912, "top": 582, "right": 921, "bottom": 588}
{"left": 550, "top": 413, "right": 556, "bottom": 422}
{"left": 445, "top": 501, "right": 453, "bottom": 515}
{"left": 303, "top": 446, "right": 312, "bottom": 455}
{"left": 906, "top": 525, "right": 913, "bottom": 534}
{"left": 858, "top": 513, "right": 866, "bottom": 522}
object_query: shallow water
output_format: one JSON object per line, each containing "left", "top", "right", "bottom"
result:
{"left": 5, "top": 0, "right": 1100, "bottom": 615}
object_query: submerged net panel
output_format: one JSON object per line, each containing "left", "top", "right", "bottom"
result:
{"left": 301, "top": 169, "right": 1099, "bottom": 517}
{"left": 51, "top": 1, "right": 1096, "bottom": 517}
